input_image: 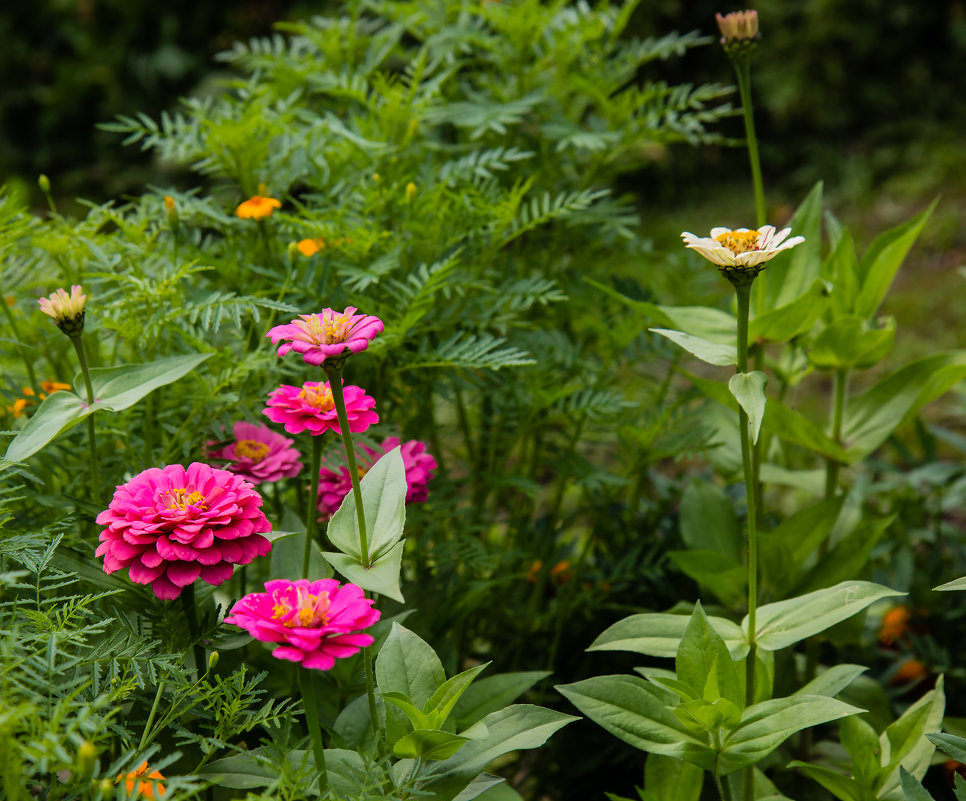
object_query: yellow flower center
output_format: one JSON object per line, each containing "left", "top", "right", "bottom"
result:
{"left": 301, "top": 313, "right": 352, "bottom": 345}
{"left": 164, "top": 488, "right": 207, "bottom": 511}
{"left": 236, "top": 439, "right": 270, "bottom": 462}
{"left": 299, "top": 385, "right": 335, "bottom": 412}
{"left": 715, "top": 230, "right": 761, "bottom": 255}
{"left": 272, "top": 587, "right": 332, "bottom": 628}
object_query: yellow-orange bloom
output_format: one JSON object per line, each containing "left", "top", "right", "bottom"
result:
{"left": 878, "top": 605, "right": 911, "bottom": 646}
{"left": 297, "top": 238, "right": 326, "bottom": 257}
{"left": 7, "top": 382, "right": 72, "bottom": 418}
{"left": 117, "top": 761, "right": 166, "bottom": 798}
{"left": 235, "top": 195, "right": 281, "bottom": 220}
{"left": 550, "top": 560, "right": 572, "bottom": 585}
{"left": 891, "top": 658, "right": 928, "bottom": 685}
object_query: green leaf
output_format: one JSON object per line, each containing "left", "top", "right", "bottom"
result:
{"left": 667, "top": 551, "right": 745, "bottom": 609}
{"left": 878, "top": 677, "right": 945, "bottom": 798}
{"left": 556, "top": 676, "right": 716, "bottom": 770}
{"left": 419, "top": 705, "right": 577, "bottom": 800}
{"left": 679, "top": 480, "right": 742, "bottom": 563}
{"left": 382, "top": 691, "right": 433, "bottom": 730}
{"left": 728, "top": 371, "right": 767, "bottom": 444}
{"left": 793, "top": 664, "right": 867, "bottom": 699}
{"left": 809, "top": 316, "right": 896, "bottom": 371}
{"left": 749, "top": 279, "right": 829, "bottom": 345}
{"left": 718, "top": 694, "right": 861, "bottom": 775}
{"left": 854, "top": 199, "right": 937, "bottom": 318}
{"left": 793, "top": 514, "right": 894, "bottom": 595}
{"left": 643, "top": 754, "right": 703, "bottom": 801}
{"left": 933, "top": 576, "right": 966, "bottom": 592}
{"left": 898, "top": 767, "right": 936, "bottom": 801}
{"left": 453, "top": 672, "right": 550, "bottom": 731}
{"left": 327, "top": 446, "right": 406, "bottom": 562}
{"left": 425, "top": 663, "right": 491, "bottom": 726}
{"left": 787, "top": 762, "right": 863, "bottom": 801}
{"left": 676, "top": 602, "right": 742, "bottom": 708}
{"left": 589, "top": 613, "right": 749, "bottom": 660}
{"left": 928, "top": 732, "right": 966, "bottom": 762}
{"left": 322, "top": 540, "right": 405, "bottom": 602}
{"left": 844, "top": 351, "right": 966, "bottom": 463}
{"left": 755, "top": 181, "right": 824, "bottom": 312}
{"left": 394, "top": 729, "right": 471, "bottom": 760}
{"left": 759, "top": 496, "right": 845, "bottom": 593}
{"left": 840, "top": 715, "right": 881, "bottom": 786}
{"left": 650, "top": 328, "right": 736, "bottom": 366}
{"left": 3, "top": 353, "right": 211, "bottom": 463}
{"left": 748, "top": 581, "right": 904, "bottom": 651}
{"left": 196, "top": 749, "right": 277, "bottom": 788}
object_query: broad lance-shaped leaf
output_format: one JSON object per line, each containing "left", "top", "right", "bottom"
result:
{"left": 323, "top": 540, "right": 405, "bottom": 602}
{"left": 327, "top": 446, "right": 406, "bottom": 562}
{"left": 454, "top": 671, "right": 550, "bottom": 731}
{"left": 644, "top": 754, "right": 704, "bottom": 801}
{"left": 935, "top": 576, "right": 966, "bottom": 591}
{"left": 877, "top": 676, "right": 944, "bottom": 800}
{"left": 3, "top": 353, "right": 211, "bottom": 463}
{"left": 589, "top": 612, "right": 748, "bottom": 660}
{"left": 786, "top": 762, "right": 863, "bottom": 801}
{"left": 746, "top": 580, "right": 904, "bottom": 651}
{"left": 749, "top": 278, "right": 829, "bottom": 345}
{"left": 676, "top": 601, "right": 742, "bottom": 708}
{"left": 650, "top": 328, "right": 736, "bottom": 367}
{"left": 843, "top": 351, "right": 966, "bottom": 463}
{"left": 717, "top": 694, "right": 862, "bottom": 775}
{"left": 729, "top": 372, "right": 767, "bottom": 445}
{"left": 556, "top": 675, "right": 716, "bottom": 771}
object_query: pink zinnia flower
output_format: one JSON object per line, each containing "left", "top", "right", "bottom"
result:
{"left": 206, "top": 421, "right": 303, "bottom": 484}
{"left": 265, "top": 307, "right": 384, "bottom": 366}
{"left": 224, "top": 578, "right": 380, "bottom": 670}
{"left": 94, "top": 463, "right": 272, "bottom": 601}
{"left": 263, "top": 381, "right": 377, "bottom": 436}
{"left": 316, "top": 437, "right": 437, "bottom": 519}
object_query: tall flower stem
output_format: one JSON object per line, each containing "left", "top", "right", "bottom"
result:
{"left": 181, "top": 583, "right": 206, "bottom": 680}
{"left": 734, "top": 60, "right": 766, "bottom": 230}
{"left": 70, "top": 334, "right": 99, "bottom": 498}
{"left": 734, "top": 281, "right": 758, "bottom": 801}
{"left": 322, "top": 363, "right": 381, "bottom": 751}
{"left": 298, "top": 666, "right": 328, "bottom": 792}
{"left": 821, "top": 368, "right": 850, "bottom": 548}
{"left": 303, "top": 435, "right": 324, "bottom": 579}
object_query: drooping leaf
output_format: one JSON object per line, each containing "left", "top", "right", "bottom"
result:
{"left": 322, "top": 540, "right": 405, "bottom": 602}
{"left": 728, "top": 371, "right": 767, "bottom": 444}
{"left": 650, "top": 328, "right": 736, "bottom": 366}
{"left": 589, "top": 612, "right": 748, "bottom": 660}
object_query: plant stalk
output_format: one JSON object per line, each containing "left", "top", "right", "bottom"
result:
{"left": 181, "top": 582, "right": 206, "bottom": 680}
{"left": 304, "top": 435, "right": 324, "bottom": 578}
{"left": 298, "top": 666, "right": 328, "bottom": 792}
{"left": 70, "top": 333, "right": 99, "bottom": 499}
{"left": 735, "top": 60, "right": 766, "bottom": 229}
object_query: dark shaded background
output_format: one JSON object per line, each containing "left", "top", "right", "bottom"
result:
{"left": 4, "top": 0, "right": 966, "bottom": 211}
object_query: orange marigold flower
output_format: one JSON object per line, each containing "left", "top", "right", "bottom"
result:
{"left": 40, "top": 381, "right": 72, "bottom": 395}
{"left": 235, "top": 195, "right": 281, "bottom": 220}
{"left": 297, "top": 238, "right": 326, "bottom": 257}
{"left": 550, "top": 560, "right": 572, "bottom": 585}
{"left": 526, "top": 560, "right": 542, "bottom": 584}
{"left": 7, "top": 382, "right": 73, "bottom": 418}
{"left": 878, "top": 605, "right": 911, "bottom": 646}
{"left": 117, "top": 761, "right": 166, "bottom": 798}
{"left": 891, "top": 658, "right": 928, "bottom": 685}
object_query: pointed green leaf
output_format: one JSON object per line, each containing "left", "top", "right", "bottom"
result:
{"left": 269, "top": 532, "right": 331, "bottom": 581}
{"left": 676, "top": 602, "right": 741, "bottom": 707}
{"left": 840, "top": 715, "right": 881, "bottom": 786}
{"left": 854, "top": 199, "right": 937, "bottom": 318}
{"left": 322, "top": 539, "right": 405, "bottom": 602}
{"left": 809, "top": 316, "right": 896, "bottom": 371}
{"left": 878, "top": 676, "right": 945, "bottom": 798}
{"left": 376, "top": 624, "right": 445, "bottom": 707}
{"left": 787, "top": 762, "right": 863, "bottom": 801}
{"left": 3, "top": 391, "right": 91, "bottom": 463}
{"left": 718, "top": 694, "right": 861, "bottom": 774}
{"left": 425, "top": 663, "right": 491, "bottom": 726}
{"left": 85, "top": 353, "right": 212, "bottom": 410}
{"left": 650, "top": 328, "right": 736, "bottom": 366}
{"left": 898, "top": 767, "right": 935, "bottom": 801}
{"left": 383, "top": 691, "right": 433, "bottom": 730}
{"left": 749, "top": 279, "right": 829, "bottom": 345}
{"left": 759, "top": 496, "right": 845, "bottom": 592}
{"left": 667, "top": 550, "right": 745, "bottom": 609}
{"left": 748, "top": 581, "right": 904, "bottom": 651}
{"left": 556, "top": 676, "right": 716, "bottom": 770}
{"left": 394, "top": 729, "right": 470, "bottom": 761}
{"left": 793, "top": 664, "right": 867, "bottom": 699}
{"left": 589, "top": 612, "right": 749, "bottom": 660}
{"left": 327, "top": 446, "right": 406, "bottom": 562}
{"left": 644, "top": 754, "right": 704, "bottom": 801}
{"left": 679, "top": 480, "right": 742, "bottom": 563}
{"left": 453, "top": 672, "right": 550, "bottom": 731}
{"left": 927, "top": 732, "right": 966, "bottom": 763}
{"left": 728, "top": 371, "right": 767, "bottom": 444}
{"left": 793, "top": 514, "right": 895, "bottom": 595}
{"left": 935, "top": 576, "right": 966, "bottom": 592}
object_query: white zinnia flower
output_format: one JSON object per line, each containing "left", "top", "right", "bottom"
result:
{"left": 681, "top": 225, "right": 804, "bottom": 268}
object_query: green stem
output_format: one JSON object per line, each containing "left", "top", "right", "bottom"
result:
{"left": 820, "top": 368, "right": 850, "bottom": 557}
{"left": 715, "top": 772, "right": 735, "bottom": 801}
{"left": 70, "top": 334, "right": 99, "bottom": 499}
{"left": 138, "top": 680, "right": 166, "bottom": 750}
{"left": 181, "top": 583, "right": 206, "bottom": 680}
{"left": 735, "top": 282, "right": 758, "bottom": 801}
{"left": 735, "top": 60, "right": 766, "bottom": 229}
{"left": 304, "top": 435, "right": 324, "bottom": 579}
{"left": 324, "top": 366, "right": 369, "bottom": 564}
{"left": 298, "top": 667, "right": 328, "bottom": 793}
{"left": 2, "top": 299, "right": 38, "bottom": 392}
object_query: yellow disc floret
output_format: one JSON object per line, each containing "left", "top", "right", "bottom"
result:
{"left": 164, "top": 488, "right": 207, "bottom": 511}
{"left": 715, "top": 229, "right": 761, "bottom": 255}
{"left": 299, "top": 385, "right": 335, "bottom": 412}
{"left": 272, "top": 587, "right": 332, "bottom": 628}
{"left": 236, "top": 439, "right": 270, "bottom": 462}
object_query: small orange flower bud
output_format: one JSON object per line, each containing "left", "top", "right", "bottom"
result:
{"left": 297, "top": 238, "right": 326, "bottom": 257}
{"left": 235, "top": 195, "right": 281, "bottom": 220}
{"left": 39, "top": 285, "right": 87, "bottom": 337}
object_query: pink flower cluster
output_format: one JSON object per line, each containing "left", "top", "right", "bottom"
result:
{"left": 95, "top": 463, "right": 272, "bottom": 600}
{"left": 317, "top": 437, "right": 437, "bottom": 519}
{"left": 224, "top": 578, "right": 380, "bottom": 670}
{"left": 266, "top": 307, "right": 384, "bottom": 366}
{"left": 207, "top": 421, "right": 302, "bottom": 484}
{"left": 264, "top": 381, "right": 377, "bottom": 437}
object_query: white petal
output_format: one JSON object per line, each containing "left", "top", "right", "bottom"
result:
{"left": 686, "top": 245, "right": 734, "bottom": 266}
{"left": 709, "top": 227, "right": 732, "bottom": 238}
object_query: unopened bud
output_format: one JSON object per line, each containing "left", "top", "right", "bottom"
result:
{"left": 98, "top": 778, "right": 114, "bottom": 798}
{"left": 716, "top": 9, "right": 760, "bottom": 61}
{"left": 163, "top": 195, "right": 179, "bottom": 228}
{"left": 38, "top": 174, "right": 51, "bottom": 194}
{"left": 372, "top": 172, "right": 380, "bottom": 182}
{"left": 207, "top": 650, "right": 219, "bottom": 671}
{"left": 38, "top": 286, "right": 87, "bottom": 338}
{"left": 405, "top": 182, "right": 417, "bottom": 203}
{"left": 287, "top": 241, "right": 299, "bottom": 262}
{"left": 77, "top": 740, "right": 97, "bottom": 779}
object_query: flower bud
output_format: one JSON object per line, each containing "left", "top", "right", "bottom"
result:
{"left": 372, "top": 172, "right": 380, "bottom": 182}
{"left": 77, "top": 740, "right": 97, "bottom": 780}
{"left": 163, "top": 195, "right": 179, "bottom": 228}
{"left": 98, "top": 778, "right": 114, "bottom": 798}
{"left": 405, "top": 182, "right": 417, "bottom": 203}
{"left": 207, "top": 650, "right": 220, "bottom": 671}
{"left": 38, "top": 174, "right": 51, "bottom": 194}
{"left": 287, "top": 241, "right": 300, "bottom": 262}
{"left": 716, "top": 9, "right": 760, "bottom": 61}
{"left": 38, "top": 286, "right": 87, "bottom": 338}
